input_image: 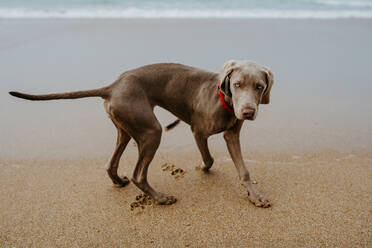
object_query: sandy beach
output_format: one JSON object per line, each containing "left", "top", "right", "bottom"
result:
{"left": 1, "top": 19, "right": 371, "bottom": 247}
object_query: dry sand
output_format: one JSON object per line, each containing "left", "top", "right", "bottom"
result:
{"left": 0, "top": 151, "right": 371, "bottom": 247}
{"left": 1, "top": 19, "right": 372, "bottom": 247}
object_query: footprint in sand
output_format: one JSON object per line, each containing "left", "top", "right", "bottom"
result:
{"left": 161, "top": 163, "right": 175, "bottom": 172}
{"left": 171, "top": 168, "right": 186, "bottom": 179}
{"left": 161, "top": 163, "right": 186, "bottom": 179}
{"left": 130, "top": 193, "right": 152, "bottom": 211}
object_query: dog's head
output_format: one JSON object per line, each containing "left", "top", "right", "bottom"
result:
{"left": 219, "top": 60, "right": 274, "bottom": 120}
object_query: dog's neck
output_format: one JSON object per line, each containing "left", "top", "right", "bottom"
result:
{"left": 218, "top": 88, "right": 234, "bottom": 114}
{"left": 201, "top": 81, "right": 237, "bottom": 134}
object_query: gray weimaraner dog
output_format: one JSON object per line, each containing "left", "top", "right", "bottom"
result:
{"left": 9, "top": 60, "right": 274, "bottom": 207}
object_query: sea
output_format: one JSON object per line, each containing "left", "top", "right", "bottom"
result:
{"left": 0, "top": 0, "right": 372, "bottom": 19}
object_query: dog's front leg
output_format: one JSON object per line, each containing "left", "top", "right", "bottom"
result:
{"left": 192, "top": 130, "right": 214, "bottom": 172}
{"left": 223, "top": 121, "right": 271, "bottom": 208}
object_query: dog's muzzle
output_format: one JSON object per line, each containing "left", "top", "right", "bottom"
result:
{"left": 241, "top": 106, "right": 256, "bottom": 120}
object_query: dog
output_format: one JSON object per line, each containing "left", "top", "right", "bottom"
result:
{"left": 9, "top": 60, "right": 274, "bottom": 207}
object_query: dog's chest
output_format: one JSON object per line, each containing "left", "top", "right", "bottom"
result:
{"left": 201, "top": 114, "right": 237, "bottom": 135}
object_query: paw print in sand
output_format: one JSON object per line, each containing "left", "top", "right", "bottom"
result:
{"left": 130, "top": 193, "right": 152, "bottom": 211}
{"left": 161, "top": 163, "right": 175, "bottom": 172}
{"left": 161, "top": 163, "right": 186, "bottom": 179}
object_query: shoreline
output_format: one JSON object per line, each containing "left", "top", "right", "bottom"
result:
{"left": 1, "top": 9, "right": 372, "bottom": 19}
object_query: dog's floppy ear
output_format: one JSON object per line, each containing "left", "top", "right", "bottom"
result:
{"left": 219, "top": 60, "right": 237, "bottom": 97}
{"left": 261, "top": 66, "right": 274, "bottom": 104}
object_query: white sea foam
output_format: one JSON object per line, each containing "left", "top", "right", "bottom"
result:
{"left": 1, "top": 8, "right": 372, "bottom": 19}
{"left": 313, "top": 0, "right": 372, "bottom": 8}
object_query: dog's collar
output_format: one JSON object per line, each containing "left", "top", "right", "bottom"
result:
{"left": 218, "top": 86, "right": 234, "bottom": 114}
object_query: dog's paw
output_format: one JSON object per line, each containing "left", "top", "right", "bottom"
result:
{"left": 154, "top": 193, "right": 177, "bottom": 205}
{"left": 247, "top": 185, "right": 271, "bottom": 208}
{"left": 195, "top": 164, "right": 212, "bottom": 173}
{"left": 114, "top": 176, "right": 130, "bottom": 187}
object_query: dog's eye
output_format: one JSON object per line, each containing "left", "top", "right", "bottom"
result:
{"left": 234, "top": 83, "right": 241, "bottom": 88}
{"left": 256, "top": 85, "right": 264, "bottom": 90}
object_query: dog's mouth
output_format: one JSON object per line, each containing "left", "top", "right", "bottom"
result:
{"left": 236, "top": 114, "right": 255, "bottom": 121}
{"left": 244, "top": 115, "right": 255, "bottom": 121}
{"left": 240, "top": 112, "right": 256, "bottom": 120}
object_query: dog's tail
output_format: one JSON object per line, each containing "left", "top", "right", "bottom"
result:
{"left": 9, "top": 86, "right": 110, "bottom": 101}
{"left": 164, "top": 119, "right": 181, "bottom": 131}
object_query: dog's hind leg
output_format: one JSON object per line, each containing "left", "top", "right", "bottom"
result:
{"left": 104, "top": 105, "right": 132, "bottom": 187}
{"left": 105, "top": 125, "right": 131, "bottom": 187}
{"left": 105, "top": 86, "right": 176, "bottom": 204}
{"left": 109, "top": 111, "right": 176, "bottom": 204}
{"left": 130, "top": 118, "right": 177, "bottom": 205}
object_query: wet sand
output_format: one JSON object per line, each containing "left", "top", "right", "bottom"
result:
{"left": 1, "top": 19, "right": 372, "bottom": 247}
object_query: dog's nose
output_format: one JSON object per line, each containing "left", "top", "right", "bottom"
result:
{"left": 242, "top": 107, "right": 256, "bottom": 119}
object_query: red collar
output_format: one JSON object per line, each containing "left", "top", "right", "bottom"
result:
{"left": 218, "top": 89, "right": 234, "bottom": 114}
